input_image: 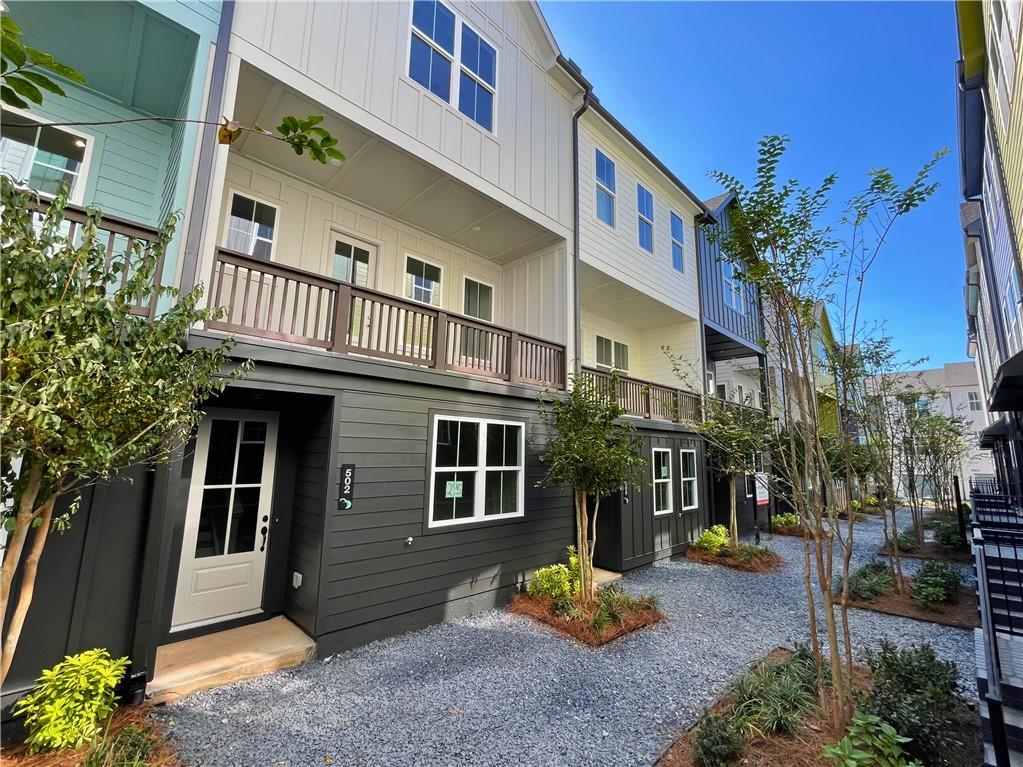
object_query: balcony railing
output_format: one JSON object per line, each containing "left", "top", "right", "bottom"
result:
{"left": 580, "top": 366, "right": 702, "bottom": 424}
{"left": 207, "top": 248, "right": 566, "bottom": 389}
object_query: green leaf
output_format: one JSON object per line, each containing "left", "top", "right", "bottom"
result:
{"left": 1, "top": 84, "right": 28, "bottom": 109}
{"left": 20, "top": 70, "right": 66, "bottom": 97}
{"left": 5, "top": 75, "right": 44, "bottom": 105}
{"left": 1, "top": 33, "right": 26, "bottom": 68}
{"left": 1, "top": 16, "right": 23, "bottom": 37}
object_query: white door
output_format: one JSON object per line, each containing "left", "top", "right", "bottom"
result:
{"left": 172, "top": 410, "right": 279, "bottom": 631}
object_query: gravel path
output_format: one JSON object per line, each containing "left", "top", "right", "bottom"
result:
{"left": 158, "top": 510, "right": 975, "bottom": 767}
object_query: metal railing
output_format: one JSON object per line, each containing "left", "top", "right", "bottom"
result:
{"left": 207, "top": 248, "right": 566, "bottom": 389}
{"left": 579, "top": 366, "right": 702, "bottom": 424}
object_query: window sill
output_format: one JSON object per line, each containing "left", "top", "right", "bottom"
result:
{"left": 422, "top": 511, "right": 526, "bottom": 535}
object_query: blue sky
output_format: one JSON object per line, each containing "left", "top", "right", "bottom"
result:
{"left": 540, "top": 1, "right": 966, "bottom": 369}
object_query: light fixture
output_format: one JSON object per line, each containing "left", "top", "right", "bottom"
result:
{"left": 74, "top": 139, "right": 86, "bottom": 148}
{"left": 471, "top": 225, "right": 481, "bottom": 232}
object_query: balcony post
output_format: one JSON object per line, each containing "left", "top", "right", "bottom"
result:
{"left": 508, "top": 331, "right": 521, "bottom": 384}
{"left": 644, "top": 384, "right": 652, "bottom": 419}
{"left": 433, "top": 310, "right": 448, "bottom": 370}
{"left": 331, "top": 283, "right": 352, "bottom": 354}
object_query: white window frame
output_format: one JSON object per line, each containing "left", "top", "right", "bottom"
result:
{"left": 327, "top": 229, "right": 376, "bottom": 287}
{"left": 637, "top": 183, "right": 654, "bottom": 253}
{"left": 223, "top": 189, "right": 280, "bottom": 262}
{"left": 427, "top": 414, "right": 526, "bottom": 528}
{"left": 0, "top": 106, "right": 94, "bottom": 205}
{"left": 670, "top": 211, "right": 685, "bottom": 272}
{"left": 722, "top": 260, "right": 745, "bottom": 315}
{"left": 968, "top": 391, "right": 982, "bottom": 411}
{"left": 595, "top": 334, "right": 629, "bottom": 372}
{"left": 461, "top": 275, "right": 495, "bottom": 323}
{"left": 652, "top": 447, "right": 673, "bottom": 516}
{"left": 680, "top": 449, "right": 698, "bottom": 511}
{"left": 405, "top": 253, "right": 444, "bottom": 307}
{"left": 594, "top": 147, "right": 616, "bottom": 228}
{"left": 407, "top": 0, "right": 498, "bottom": 133}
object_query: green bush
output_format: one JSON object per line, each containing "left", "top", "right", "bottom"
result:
{"left": 865, "top": 495, "right": 880, "bottom": 508}
{"left": 934, "top": 521, "right": 964, "bottom": 548}
{"left": 857, "top": 641, "right": 961, "bottom": 766}
{"left": 588, "top": 584, "right": 658, "bottom": 633}
{"left": 842, "top": 561, "right": 895, "bottom": 600}
{"left": 773, "top": 512, "right": 800, "bottom": 532}
{"left": 566, "top": 545, "right": 581, "bottom": 594}
{"left": 824, "top": 713, "right": 922, "bottom": 767}
{"left": 14, "top": 649, "right": 129, "bottom": 754}
{"left": 528, "top": 563, "right": 574, "bottom": 600}
{"left": 693, "top": 713, "right": 745, "bottom": 767}
{"left": 694, "top": 524, "right": 730, "bottom": 553}
{"left": 850, "top": 499, "right": 862, "bottom": 511}
{"left": 896, "top": 530, "right": 917, "bottom": 552}
{"left": 960, "top": 501, "right": 971, "bottom": 514}
{"left": 81, "top": 724, "right": 154, "bottom": 767}
{"left": 910, "top": 562, "right": 961, "bottom": 610}
{"left": 729, "top": 543, "right": 774, "bottom": 563}
{"left": 730, "top": 650, "right": 819, "bottom": 736}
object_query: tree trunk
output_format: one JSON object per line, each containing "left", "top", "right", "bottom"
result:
{"left": 729, "top": 476, "right": 738, "bottom": 548}
{"left": 576, "top": 489, "right": 594, "bottom": 604}
{"left": 1, "top": 493, "right": 56, "bottom": 685}
{"left": 588, "top": 496, "right": 601, "bottom": 594}
{"left": 0, "top": 461, "right": 44, "bottom": 613}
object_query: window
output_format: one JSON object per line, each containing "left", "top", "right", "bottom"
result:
{"left": 595, "top": 335, "right": 629, "bottom": 372}
{"left": 409, "top": 0, "right": 496, "bottom": 132}
{"left": 745, "top": 472, "right": 756, "bottom": 498}
{"left": 637, "top": 184, "right": 654, "bottom": 252}
{"left": 652, "top": 448, "right": 673, "bottom": 515}
{"left": 330, "top": 233, "right": 372, "bottom": 286}
{"left": 0, "top": 112, "right": 88, "bottom": 200}
{"left": 680, "top": 449, "right": 698, "bottom": 510}
{"left": 405, "top": 256, "right": 442, "bottom": 306}
{"left": 463, "top": 277, "right": 493, "bottom": 322}
{"left": 734, "top": 384, "right": 746, "bottom": 404}
{"left": 968, "top": 391, "right": 982, "bottom": 411}
{"left": 722, "top": 260, "right": 745, "bottom": 314}
{"left": 670, "top": 212, "right": 685, "bottom": 272}
{"left": 458, "top": 26, "right": 496, "bottom": 131}
{"left": 595, "top": 148, "right": 616, "bottom": 227}
{"left": 225, "top": 193, "right": 277, "bottom": 260}
{"left": 429, "top": 416, "right": 524, "bottom": 526}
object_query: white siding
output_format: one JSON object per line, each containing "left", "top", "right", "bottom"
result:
{"left": 579, "top": 310, "right": 701, "bottom": 389}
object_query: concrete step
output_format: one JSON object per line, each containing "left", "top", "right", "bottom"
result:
{"left": 148, "top": 616, "right": 315, "bottom": 705}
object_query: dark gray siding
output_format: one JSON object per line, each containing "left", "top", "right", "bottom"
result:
{"left": 711, "top": 474, "right": 761, "bottom": 534}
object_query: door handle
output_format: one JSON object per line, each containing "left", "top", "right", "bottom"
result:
{"left": 259, "top": 516, "right": 269, "bottom": 552}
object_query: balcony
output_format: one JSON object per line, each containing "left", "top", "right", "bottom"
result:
{"left": 207, "top": 248, "right": 566, "bottom": 389}
{"left": 580, "top": 366, "right": 701, "bottom": 424}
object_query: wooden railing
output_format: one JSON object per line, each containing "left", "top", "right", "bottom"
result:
{"left": 31, "top": 200, "right": 164, "bottom": 318}
{"left": 207, "top": 248, "right": 566, "bottom": 389}
{"left": 580, "top": 366, "right": 702, "bottom": 424}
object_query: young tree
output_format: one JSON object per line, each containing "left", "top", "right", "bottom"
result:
{"left": 538, "top": 373, "right": 645, "bottom": 603}
{"left": 0, "top": 181, "right": 250, "bottom": 683}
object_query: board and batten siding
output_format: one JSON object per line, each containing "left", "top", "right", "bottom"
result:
{"left": 577, "top": 118, "right": 702, "bottom": 321}
{"left": 217, "top": 155, "right": 567, "bottom": 343}
{"left": 229, "top": 0, "right": 577, "bottom": 235}
{"left": 698, "top": 202, "right": 763, "bottom": 350}
{"left": 316, "top": 381, "right": 574, "bottom": 645}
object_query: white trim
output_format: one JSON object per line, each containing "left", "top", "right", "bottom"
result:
{"left": 594, "top": 146, "right": 616, "bottom": 229}
{"left": 427, "top": 413, "right": 526, "bottom": 528}
{"left": 222, "top": 188, "right": 281, "bottom": 262}
{"left": 327, "top": 228, "right": 377, "bottom": 287}
{"left": 652, "top": 447, "right": 673, "bottom": 516}
{"left": 680, "top": 448, "right": 698, "bottom": 510}
{"left": 594, "top": 333, "right": 629, "bottom": 373}
{"left": 461, "top": 275, "right": 496, "bottom": 323}
{"left": 404, "top": 252, "right": 444, "bottom": 307}
{"left": 0, "top": 106, "right": 94, "bottom": 206}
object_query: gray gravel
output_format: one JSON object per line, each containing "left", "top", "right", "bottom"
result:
{"left": 158, "top": 510, "right": 976, "bottom": 767}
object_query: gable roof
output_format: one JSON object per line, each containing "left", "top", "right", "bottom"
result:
{"left": 702, "top": 192, "right": 734, "bottom": 218}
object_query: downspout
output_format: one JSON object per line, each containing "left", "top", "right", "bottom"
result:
{"left": 179, "top": 0, "right": 236, "bottom": 297}
{"left": 570, "top": 92, "right": 592, "bottom": 379}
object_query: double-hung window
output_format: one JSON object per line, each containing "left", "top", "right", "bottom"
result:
{"left": 968, "top": 391, "right": 982, "bottom": 411}
{"left": 652, "top": 448, "right": 673, "bottom": 515}
{"left": 226, "top": 193, "right": 277, "bottom": 261}
{"left": 429, "top": 416, "right": 524, "bottom": 526}
{"left": 405, "top": 256, "right": 442, "bottom": 306}
{"left": 637, "top": 184, "right": 654, "bottom": 252}
{"left": 680, "top": 449, "right": 698, "bottom": 510}
{"left": 670, "top": 212, "right": 685, "bottom": 272}
{"left": 409, "top": 0, "right": 496, "bottom": 131}
{"left": 722, "top": 260, "right": 745, "bottom": 315}
{"left": 0, "top": 112, "right": 89, "bottom": 200}
{"left": 330, "top": 233, "right": 372, "bottom": 286}
{"left": 595, "top": 335, "right": 629, "bottom": 372}
{"left": 595, "top": 148, "right": 616, "bottom": 227}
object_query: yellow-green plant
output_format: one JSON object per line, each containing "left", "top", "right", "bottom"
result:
{"left": 694, "top": 524, "right": 731, "bottom": 553}
{"left": 528, "top": 564, "right": 574, "bottom": 601}
{"left": 14, "top": 649, "right": 129, "bottom": 754}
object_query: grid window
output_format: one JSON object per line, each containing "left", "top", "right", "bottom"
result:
{"left": 430, "top": 416, "right": 524, "bottom": 526}
{"left": 331, "top": 235, "right": 371, "bottom": 286}
{"left": 680, "top": 449, "right": 698, "bottom": 510}
{"left": 595, "top": 335, "right": 629, "bottom": 372}
{"left": 458, "top": 26, "right": 496, "bottom": 130}
{"left": 463, "top": 278, "right": 493, "bottom": 322}
{"left": 968, "top": 391, "right": 982, "bottom": 411}
{"left": 226, "top": 193, "right": 277, "bottom": 261}
{"left": 410, "top": 0, "right": 455, "bottom": 101}
{"left": 595, "top": 148, "right": 616, "bottom": 227}
{"left": 0, "top": 114, "right": 88, "bottom": 198}
{"left": 670, "top": 212, "right": 685, "bottom": 272}
{"left": 637, "top": 184, "right": 654, "bottom": 252}
{"left": 405, "top": 256, "right": 442, "bottom": 306}
{"left": 722, "top": 260, "right": 745, "bottom": 315}
{"left": 653, "top": 448, "right": 673, "bottom": 515}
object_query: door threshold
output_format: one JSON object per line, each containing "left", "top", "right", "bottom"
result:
{"left": 148, "top": 616, "right": 315, "bottom": 705}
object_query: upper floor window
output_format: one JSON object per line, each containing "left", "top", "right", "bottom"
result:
{"left": 637, "top": 184, "right": 654, "bottom": 252}
{"left": 722, "top": 260, "right": 745, "bottom": 315}
{"left": 405, "top": 255, "right": 442, "bottom": 306}
{"left": 226, "top": 192, "right": 277, "bottom": 261}
{"left": 0, "top": 113, "right": 88, "bottom": 201}
{"left": 670, "top": 212, "right": 685, "bottom": 272}
{"left": 595, "top": 148, "right": 616, "bottom": 227}
{"left": 330, "top": 232, "right": 372, "bottom": 286}
{"left": 968, "top": 391, "right": 982, "bottom": 411}
{"left": 463, "top": 277, "right": 493, "bottom": 322}
{"left": 409, "top": 0, "right": 496, "bottom": 132}
{"left": 596, "top": 335, "right": 629, "bottom": 372}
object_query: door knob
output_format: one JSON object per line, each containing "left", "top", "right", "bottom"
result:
{"left": 259, "top": 525, "right": 269, "bottom": 551}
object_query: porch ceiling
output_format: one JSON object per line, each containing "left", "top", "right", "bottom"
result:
{"left": 579, "top": 262, "right": 693, "bottom": 329}
{"left": 232, "top": 65, "right": 560, "bottom": 263}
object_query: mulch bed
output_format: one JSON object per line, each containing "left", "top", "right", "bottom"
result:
{"left": 846, "top": 576, "right": 979, "bottom": 629}
{"left": 772, "top": 524, "right": 803, "bottom": 538}
{"left": 507, "top": 593, "right": 663, "bottom": 647}
{"left": 686, "top": 546, "right": 782, "bottom": 573}
{"left": 879, "top": 542, "right": 972, "bottom": 564}
{"left": 0, "top": 704, "right": 179, "bottom": 767}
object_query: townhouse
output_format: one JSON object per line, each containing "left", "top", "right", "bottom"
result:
{"left": 2, "top": 0, "right": 744, "bottom": 711}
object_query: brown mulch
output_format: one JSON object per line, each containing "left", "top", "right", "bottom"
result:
{"left": 686, "top": 546, "right": 782, "bottom": 573}
{"left": 507, "top": 593, "right": 663, "bottom": 647}
{"left": 847, "top": 576, "right": 979, "bottom": 629}
{"left": 879, "top": 542, "right": 972, "bottom": 564}
{"left": 0, "top": 704, "right": 179, "bottom": 766}
{"left": 772, "top": 525, "right": 803, "bottom": 538}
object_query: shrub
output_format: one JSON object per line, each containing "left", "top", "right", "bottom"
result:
{"left": 824, "top": 713, "right": 922, "bottom": 767}
{"left": 865, "top": 495, "right": 880, "bottom": 508}
{"left": 528, "top": 563, "right": 574, "bottom": 600}
{"left": 858, "top": 641, "right": 961, "bottom": 766}
{"left": 960, "top": 501, "right": 971, "bottom": 514}
{"left": 566, "top": 545, "right": 581, "bottom": 594}
{"left": 730, "top": 543, "right": 773, "bottom": 563}
{"left": 896, "top": 530, "right": 917, "bottom": 552}
{"left": 850, "top": 499, "right": 862, "bottom": 511}
{"left": 14, "top": 649, "right": 129, "bottom": 754}
{"left": 842, "top": 561, "right": 895, "bottom": 600}
{"left": 730, "top": 652, "right": 819, "bottom": 736}
{"left": 773, "top": 512, "right": 800, "bottom": 532}
{"left": 935, "top": 521, "right": 964, "bottom": 548}
{"left": 694, "top": 524, "right": 730, "bottom": 553}
{"left": 911, "top": 562, "right": 961, "bottom": 610}
{"left": 693, "top": 713, "right": 745, "bottom": 767}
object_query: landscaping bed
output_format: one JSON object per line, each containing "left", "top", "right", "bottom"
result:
{"left": 847, "top": 576, "right": 978, "bottom": 629}
{"left": 685, "top": 525, "right": 782, "bottom": 572}
{"left": 508, "top": 590, "right": 663, "bottom": 646}
{"left": 842, "top": 560, "right": 978, "bottom": 629}
{"left": 880, "top": 541, "right": 972, "bottom": 564}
